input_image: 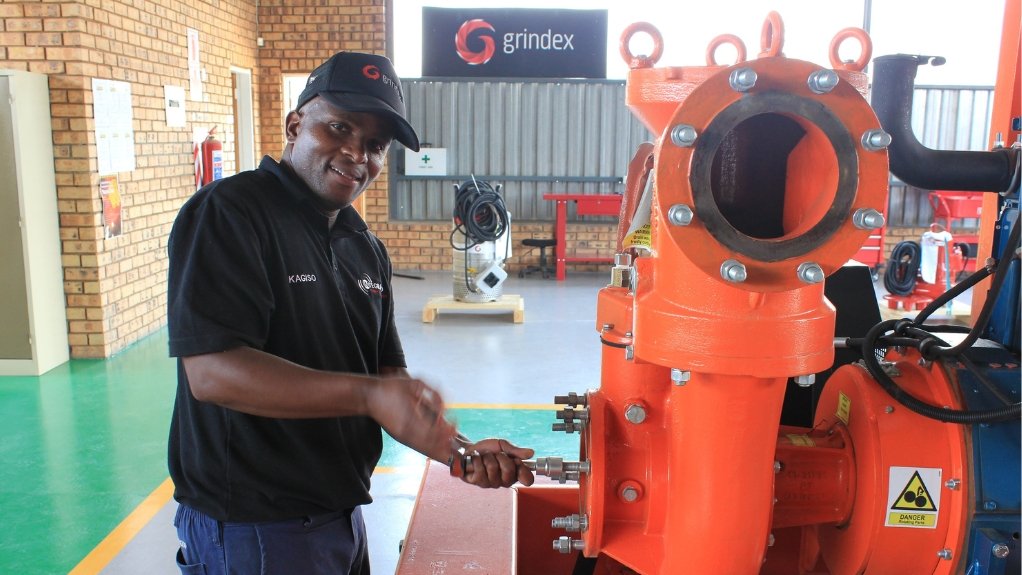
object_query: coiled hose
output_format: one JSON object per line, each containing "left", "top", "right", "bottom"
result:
{"left": 451, "top": 178, "right": 508, "bottom": 247}
{"left": 883, "top": 240, "right": 921, "bottom": 295}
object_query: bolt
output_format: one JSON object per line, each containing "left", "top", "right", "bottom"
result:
{"left": 625, "top": 345, "right": 634, "bottom": 360}
{"left": 937, "top": 549, "right": 953, "bottom": 560}
{"left": 601, "top": 323, "right": 614, "bottom": 332}
{"left": 720, "top": 259, "right": 747, "bottom": 283}
{"left": 797, "top": 262, "right": 825, "bottom": 284}
{"left": 773, "top": 461, "right": 783, "bottom": 473}
{"left": 551, "top": 513, "right": 588, "bottom": 532}
{"left": 768, "top": 533, "right": 776, "bottom": 547}
{"left": 621, "top": 486, "right": 639, "bottom": 502}
{"left": 729, "top": 67, "right": 758, "bottom": 92}
{"left": 624, "top": 404, "right": 647, "bottom": 424}
{"left": 670, "top": 124, "right": 698, "bottom": 147}
{"left": 807, "top": 69, "right": 839, "bottom": 94}
{"left": 554, "top": 393, "right": 587, "bottom": 407}
{"left": 667, "top": 203, "right": 694, "bottom": 226}
{"left": 992, "top": 543, "right": 1011, "bottom": 559}
{"left": 553, "top": 536, "right": 585, "bottom": 554}
{"left": 671, "top": 368, "right": 691, "bottom": 385}
{"left": 984, "top": 500, "right": 998, "bottom": 511}
{"left": 945, "top": 478, "right": 960, "bottom": 490}
{"left": 861, "top": 129, "right": 892, "bottom": 151}
{"left": 795, "top": 374, "right": 816, "bottom": 387}
{"left": 884, "top": 405, "right": 895, "bottom": 414}
{"left": 852, "top": 207, "right": 886, "bottom": 230}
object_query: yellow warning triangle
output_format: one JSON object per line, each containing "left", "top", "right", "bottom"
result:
{"left": 891, "top": 470, "right": 938, "bottom": 511}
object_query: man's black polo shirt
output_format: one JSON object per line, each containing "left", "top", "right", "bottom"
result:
{"left": 167, "top": 155, "right": 405, "bottom": 522}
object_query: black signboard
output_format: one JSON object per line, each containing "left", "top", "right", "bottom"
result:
{"left": 422, "top": 7, "right": 607, "bottom": 79}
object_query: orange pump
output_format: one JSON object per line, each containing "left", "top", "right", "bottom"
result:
{"left": 574, "top": 15, "right": 972, "bottom": 574}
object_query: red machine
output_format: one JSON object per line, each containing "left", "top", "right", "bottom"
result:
{"left": 398, "top": 7, "right": 1021, "bottom": 575}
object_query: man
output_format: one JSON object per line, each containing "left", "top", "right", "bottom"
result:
{"left": 167, "top": 52, "right": 534, "bottom": 574}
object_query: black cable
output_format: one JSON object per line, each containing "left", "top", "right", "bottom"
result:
{"left": 913, "top": 263, "right": 993, "bottom": 324}
{"left": 923, "top": 217, "right": 1019, "bottom": 359}
{"left": 883, "top": 241, "right": 921, "bottom": 296}
{"left": 859, "top": 319, "right": 1020, "bottom": 423}
{"left": 450, "top": 178, "right": 509, "bottom": 294}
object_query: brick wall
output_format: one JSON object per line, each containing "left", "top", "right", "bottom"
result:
{"left": 1, "top": 0, "right": 258, "bottom": 357}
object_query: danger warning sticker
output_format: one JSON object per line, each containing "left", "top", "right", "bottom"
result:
{"left": 885, "top": 467, "right": 942, "bottom": 529}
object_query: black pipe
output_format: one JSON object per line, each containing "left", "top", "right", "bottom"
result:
{"left": 871, "top": 54, "right": 1018, "bottom": 192}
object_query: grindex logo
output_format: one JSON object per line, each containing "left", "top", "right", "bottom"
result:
{"left": 455, "top": 19, "right": 496, "bottom": 65}
{"left": 362, "top": 65, "right": 380, "bottom": 80}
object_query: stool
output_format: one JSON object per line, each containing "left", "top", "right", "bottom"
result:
{"left": 519, "top": 238, "right": 556, "bottom": 279}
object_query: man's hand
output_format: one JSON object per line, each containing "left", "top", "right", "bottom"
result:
{"left": 453, "top": 438, "right": 535, "bottom": 488}
{"left": 365, "top": 376, "right": 457, "bottom": 463}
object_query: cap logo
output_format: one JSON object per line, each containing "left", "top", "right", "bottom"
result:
{"left": 362, "top": 65, "right": 381, "bottom": 80}
{"left": 455, "top": 19, "right": 496, "bottom": 65}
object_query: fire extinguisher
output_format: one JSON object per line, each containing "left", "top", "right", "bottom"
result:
{"left": 199, "top": 126, "right": 223, "bottom": 187}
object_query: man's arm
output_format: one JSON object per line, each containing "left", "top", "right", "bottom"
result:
{"left": 183, "top": 347, "right": 455, "bottom": 462}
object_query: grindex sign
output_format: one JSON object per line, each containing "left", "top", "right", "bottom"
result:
{"left": 422, "top": 7, "right": 607, "bottom": 79}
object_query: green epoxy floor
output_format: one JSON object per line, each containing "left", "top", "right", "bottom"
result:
{"left": 0, "top": 271, "right": 608, "bottom": 574}
{"left": 0, "top": 330, "right": 177, "bottom": 575}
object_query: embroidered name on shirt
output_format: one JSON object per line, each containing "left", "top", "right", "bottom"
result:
{"left": 358, "top": 274, "right": 384, "bottom": 296}
{"left": 289, "top": 274, "right": 317, "bottom": 284}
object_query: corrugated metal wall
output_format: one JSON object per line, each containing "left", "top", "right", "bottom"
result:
{"left": 391, "top": 80, "right": 994, "bottom": 228}
{"left": 390, "top": 79, "right": 652, "bottom": 221}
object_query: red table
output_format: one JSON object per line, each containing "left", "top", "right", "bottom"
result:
{"left": 543, "top": 193, "right": 623, "bottom": 280}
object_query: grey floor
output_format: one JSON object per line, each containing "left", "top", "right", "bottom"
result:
{"left": 99, "top": 269, "right": 608, "bottom": 575}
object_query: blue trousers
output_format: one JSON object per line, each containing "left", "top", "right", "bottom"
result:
{"left": 174, "top": 504, "right": 370, "bottom": 575}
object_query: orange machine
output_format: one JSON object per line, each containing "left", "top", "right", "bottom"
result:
{"left": 398, "top": 8, "right": 1020, "bottom": 575}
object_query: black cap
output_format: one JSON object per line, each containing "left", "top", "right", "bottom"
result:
{"left": 296, "top": 52, "right": 420, "bottom": 151}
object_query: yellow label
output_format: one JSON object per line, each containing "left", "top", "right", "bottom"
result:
{"left": 891, "top": 470, "right": 937, "bottom": 512}
{"left": 786, "top": 434, "right": 816, "bottom": 447}
{"left": 887, "top": 512, "right": 937, "bottom": 527}
{"left": 623, "top": 224, "right": 651, "bottom": 250}
{"left": 836, "top": 391, "right": 851, "bottom": 424}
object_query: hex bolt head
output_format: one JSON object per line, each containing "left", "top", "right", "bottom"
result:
{"left": 861, "top": 129, "right": 892, "bottom": 151}
{"left": 670, "top": 124, "right": 698, "bottom": 147}
{"left": 852, "top": 207, "right": 886, "bottom": 230}
{"left": 773, "top": 460, "right": 783, "bottom": 473}
{"left": 937, "top": 549, "right": 953, "bottom": 560}
{"left": 807, "top": 69, "right": 840, "bottom": 94}
{"left": 667, "top": 203, "right": 694, "bottom": 226}
{"left": 671, "top": 368, "right": 691, "bottom": 385}
{"left": 553, "top": 536, "right": 584, "bottom": 554}
{"left": 795, "top": 374, "right": 816, "bottom": 387}
{"left": 729, "top": 67, "right": 758, "bottom": 92}
{"left": 621, "top": 486, "right": 639, "bottom": 502}
{"left": 720, "top": 259, "right": 747, "bottom": 283}
{"left": 945, "top": 478, "right": 961, "bottom": 490}
{"left": 984, "top": 500, "right": 998, "bottom": 511}
{"left": 992, "top": 543, "right": 1011, "bottom": 559}
{"left": 624, "top": 404, "right": 647, "bottom": 424}
{"left": 884, "top": 405, "right": 895, "bottom": 414}
{"left": 796, "top": 262, "right": 825, "bottom": 284}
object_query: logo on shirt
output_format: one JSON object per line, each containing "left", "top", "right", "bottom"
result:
{"left": 358, "top": 273, "right": 384, "bottom": 296}
{"left": 289, "top": 273, "right": 318, "bottom": 284}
